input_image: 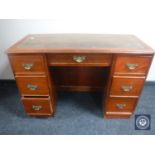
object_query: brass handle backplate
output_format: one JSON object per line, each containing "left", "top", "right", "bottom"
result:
{"left": 116, "top": 103, "right": 126, "bottom": 109}
{"left": 126, "top": 64, "right": 138, "bottom": 70}
{"left": 121, "top": 85, "right": 133, "bottom": 92}
{"left": 27, "top": 84, "right": 38, "bottom": 91}
{"left": 73, "top": 55, "right": 86, "bottom": 63}
{"left": 22, "top": 64, "right": 33, "bottom": 70}
{"left": 32, "top": 105, "right": 42, "bottom": 111}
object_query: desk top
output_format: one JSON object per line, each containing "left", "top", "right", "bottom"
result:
{"left": 7, "top": 34, "right": 154, "bottom": 54}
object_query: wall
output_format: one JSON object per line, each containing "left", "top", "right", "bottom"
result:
{"left": 0, "top": 1, "right": 155, "bottom": 80}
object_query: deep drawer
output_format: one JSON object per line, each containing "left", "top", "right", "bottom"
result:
{"left": 114, "top": 55, "right": 152, "bottom": 75}
{"left": 110, "top": 76, "right": 145, "bottom": 97}
{"left": 21, "top": 97, "right": 53, "bottom": 116}
{"left": 106, "top": 97, "right": 137, "bottom": 113}
{"left": 9, "top": 54, "right": 46, "bottom": 74}
{"left": 16, "top": 76, "right": 49, "bottom": 96}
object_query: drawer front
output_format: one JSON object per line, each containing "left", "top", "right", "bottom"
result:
{"left": 106, "top": 97, "right": 137, "bottom": 112}
{"left": 110, "top": 76, "right": 145, "bottom": 97}
{"left": 16, "top": 76, "right": 49, "bottom": 96}
{"left": 47, "top": 54, "right": 112, "bottom": 66}
{"left": 22, "top": 97, "right": 53, "bottom": 116}
{"left": 9, "top": 55, "right": 46, "bottom": 74}
{"left": 114, "top": 55, "right": 152, "bottom": 75}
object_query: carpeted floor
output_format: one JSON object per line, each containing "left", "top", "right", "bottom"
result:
{"left": 0, "top": 81, "right": 155, "bottom": 135}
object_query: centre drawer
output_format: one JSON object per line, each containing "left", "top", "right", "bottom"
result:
{"left": 47, "top": 53, "right": 112, "bottom": 66}
{"left": 21, "top": 97, "right": 53, "bottom": 116}
{"left": 110, "top": 76, "right": 145, "bottom": 97}
{"left": 16, "top": 76, "right": 49, "bottom": 96}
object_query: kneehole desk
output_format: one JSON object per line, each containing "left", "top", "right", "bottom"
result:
{"left": 7, "top": 34, "right": 154, "bottom": 118}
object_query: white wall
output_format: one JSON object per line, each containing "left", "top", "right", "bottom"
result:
{"left": 0, "top": 1, "right": 155, "bottom": 80}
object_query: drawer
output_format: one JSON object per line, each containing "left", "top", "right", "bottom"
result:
{"left": 16, "top": 76, "right": 49, "bottom": 96}
{"left": 47, "top": 53, "right": 112, "bottom": 66}
{"left": 9, "top": 54, "right": 46, "bottom": 74}
{"left": 114, "top": 55, "right": 152, "bottom": 75}
{"left": 110, "top": 76, "right": 145, "bottom": 97}
{"left": 22, "top": 97, "right": 53, "bottom": 116}
{"left": 106, "top": 97, "right": 137, "bottom": 113}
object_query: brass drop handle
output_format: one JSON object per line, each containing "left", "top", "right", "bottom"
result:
{"left": 27, "top": 84, "right": 38, "bottom": 91}
{"left": 32, "top": 105, "right": 42, "bottom": 111}
{"left": 22, "top": 64, "right": 33, "bottom": 70}
{"left": 116, "top": 103, "right": 126, "bottom": 109}
{"left": 73, "top": 55, "right": 86, "bottom": 63}
{"left": 126, "top": 64, "right": 138, "bottom": 70}
{"left": 121, "top": 85, "right": 133, "bottom": 92}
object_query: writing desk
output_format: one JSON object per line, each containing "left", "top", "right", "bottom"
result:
{"left": 7, "top": 34, "right": 154, "bottom": 118}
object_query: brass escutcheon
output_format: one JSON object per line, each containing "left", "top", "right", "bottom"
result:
{"left": 22, "top": 63, "right": 33, "bottom": 70}
{"left": 73, "top": 55, "right": 86, "bottom": 63}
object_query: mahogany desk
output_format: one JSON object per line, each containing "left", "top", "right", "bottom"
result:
{"left": 7, "top": 34, "right": 154, "bottom": 118}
